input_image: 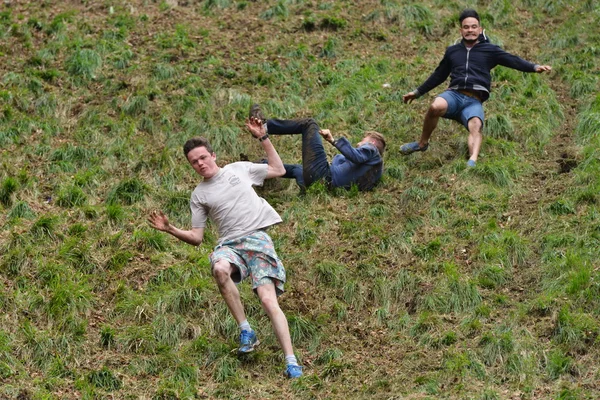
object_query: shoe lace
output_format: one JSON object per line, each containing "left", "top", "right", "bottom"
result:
{"left": 240, "top": 330, "right": 253, "bottom": 344}
{"left": 287, "top": 364, "right": 302, "bottom": 376}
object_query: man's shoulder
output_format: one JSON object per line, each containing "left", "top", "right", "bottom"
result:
{"left": 229, "top": 161, "right": 253, "bottom": 166}
{"left": 224, "top": 161, "right": 264, "bottom": 173}
{"left": 475, "top": 42, "right": 502, "bottom": 51}
{"left": 444, "top": 43, "right": 465, "bottom": 57}
{"left": 217, "top": 162, "right": 249, "bottom": 178}
{"left": 223, "top": 161, "right": 248, "bottom": 170}
{"left": 446, "top": 42, "right": 463, "bottom": 51}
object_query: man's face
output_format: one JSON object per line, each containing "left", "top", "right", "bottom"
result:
{"left": 460, "top": 17, "right": 482, "bottom": 43}
{"left": 187, "top": 146, "right": 219, "bottom": 179}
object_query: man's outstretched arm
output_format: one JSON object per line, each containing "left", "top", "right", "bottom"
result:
{"left": 495, "top": 47, "right": 552, "bottom": 73}
{"left": 404, "top": 51, "right": 452, "bottom": 103}
{"left": 245, "top": 118, "right": 285, "bottom": 179}
{"left": 148, "top": 210, "right": 204, "bottom": 246}
{"left": 319, "top": 129, "right": 380, "bottom": 164}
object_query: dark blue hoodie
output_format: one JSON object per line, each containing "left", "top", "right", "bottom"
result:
{"left": 414, "top": 33, "right": 538, "bottom": 102}
{"left": 330, "top": 137, "right": 383, "bottom": 191}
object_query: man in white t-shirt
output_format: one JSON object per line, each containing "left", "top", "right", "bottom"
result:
{"left": 148, "top": 117, "right": 303, "bottom": 378}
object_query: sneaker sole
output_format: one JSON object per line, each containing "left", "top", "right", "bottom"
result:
{"left": 249, "top": 105, "right": 266, "bottom": 124}
{"left": 237, "top": 339, "right": 260, "bottom": 355}
{"left": 400, "top": 146, "right": 428, "bottom": 155}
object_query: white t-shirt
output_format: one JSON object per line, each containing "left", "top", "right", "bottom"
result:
{"left": 190, "top": 162, "right": 282, "bottom": 243}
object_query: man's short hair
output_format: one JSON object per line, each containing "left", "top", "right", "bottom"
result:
{"left": 365, "top": 131, "right": 386, "bottom": 155}
{"left": 183, "top": 137, "right": 214, "bottom": 157}
{"left": 459, "top": 9, "right": 480, "bottom": 24}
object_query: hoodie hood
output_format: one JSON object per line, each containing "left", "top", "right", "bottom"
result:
{"left": 478, "top": 30, "right": 489, "bottom": 43}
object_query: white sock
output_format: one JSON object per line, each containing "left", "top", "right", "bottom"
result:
{"left": 285, "top": 355, "right": 298, "bottom": 366}
{"left": 239, "top": 320, "right": 251, "bottom": 332}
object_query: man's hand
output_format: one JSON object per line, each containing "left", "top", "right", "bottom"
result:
{"left": 148, "top": 210, "right": 171, "bottom": 232}
{"left": 319, "top": 129, "right": 334, "bottom": 143}
{"left": 148, "top": 210, "right": 205, "bottom": 246}
{"left": 246, "top": 117, "right": 285, "bottom": 178}
{"left": 245, "top": 118, "right": 266, "bottom": 139}
{"left": 403, "top": 92, "right": 418, "bottom": 104}
{"left": 535, "top": 65, "right": 552, "bottom": 73}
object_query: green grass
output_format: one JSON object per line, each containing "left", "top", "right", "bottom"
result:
{"left": 0, "top": 177, "right": 18, "bottom": 206}
{"left": 66, "top": 48, "right": 102, "bottom": 80}
{"left": 86, "top": 367, "right": 122, "bottom": 391}
{"left": 0, "top": 0, "right": 598, "bottom": 398}
{"left": 106, "top": 178, "right": 148, "bottom": 205}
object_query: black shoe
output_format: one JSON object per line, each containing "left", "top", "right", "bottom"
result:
{"left": 249, "top": 104, "right": 267, "bottom": 124}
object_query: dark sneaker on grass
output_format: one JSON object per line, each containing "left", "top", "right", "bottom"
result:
{"left": 249, "top": 104, "right": 267, "bottom": 124}
{"left": 238, "top": 330, "right": 259, "bottom": 355}
{"left": 285, "top": 364, "right": 303, "bottom": 379}
{"left": 399, "top": 141, "right": 429, "bottom": 155}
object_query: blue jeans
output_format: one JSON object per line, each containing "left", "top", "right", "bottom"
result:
{"left": 438, "top": 90, "right": 485, "bottom": 129}
{"left": 266, "top": 118, "right": 332, "bottom": 189}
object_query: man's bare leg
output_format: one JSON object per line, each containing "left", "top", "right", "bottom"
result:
{"left": 401, "top": 97, "right": 449, "bottom": 155}
{"left": 467, "top": 117, "right": 483, "bottom": 165}
{"left": 212, "top": 260, "right": 246, "bottom": 324}
{"left": 255, "top": 283, "right": 294, "bottom": 356}
{"left": 419, "top": 96, "right": 449, "bottom": 148}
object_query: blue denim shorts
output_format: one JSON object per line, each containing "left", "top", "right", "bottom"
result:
{"left": 438, "top": 90, "right": 485, "bottom": 129}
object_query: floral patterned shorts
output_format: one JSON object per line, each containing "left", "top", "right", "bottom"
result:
{"left": 210, "top": 230, "right": 286, "bottom": 296}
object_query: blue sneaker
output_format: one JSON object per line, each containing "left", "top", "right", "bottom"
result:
{"left": 238, "top": 330, "right": 259, "bottom": 355}
{"left": 467, "top": 159, "right": 476, "bottom": 167}
{"left": 285, "top": 364, "right": 303, "bottom": 379}
{"left": 400, "top": 141, "right": 429, "bottom": 155}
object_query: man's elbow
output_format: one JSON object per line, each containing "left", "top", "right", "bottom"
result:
{"left": 188, "top": 229, "right": 204, "bottom": 246}
{"left": 189, "top": 238, "right": 203, "bottom": 246}
{"left": 268, "top": 164, "right": 286, "bottom": 178}
{"left": 275, "top": 165, "right": 286, "bottom": 177}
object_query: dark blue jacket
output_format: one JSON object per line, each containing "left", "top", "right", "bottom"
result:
{"left": 414, "top": 33, "right": 538, "bottom": 102}
{"left": 330, "top": 137, "right": 383, "bottom": 191}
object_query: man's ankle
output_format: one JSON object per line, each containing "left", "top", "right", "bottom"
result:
{"left": 239, "top": 320, "right": 252, "bottom": 332}
{"left": 285, "top": 354, "right": 298, "bottom": 366}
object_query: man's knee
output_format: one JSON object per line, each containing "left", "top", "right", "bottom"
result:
{"left": 294, "top": 117, "right": 318, "bottom": 131}
{"left": 468, "top": 117, "right": 483, "bottom": 133}
{"left": 260, "top": 295, "right": 279, "bottom": 313}
{"left": 212, "top": 260, "right": 233, "bottom": 282}
{"left": 428, "top": 100, "right": 447, "bottom": 116}
{"left": 257, "top": 283, "right": 280, "bottom": 312}
{"left": 298, "top": 117, "right": 317, "bottom": 125}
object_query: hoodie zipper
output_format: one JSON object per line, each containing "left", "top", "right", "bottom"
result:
{"left": 464, "top": 47, "right": 471, "bottom": 88}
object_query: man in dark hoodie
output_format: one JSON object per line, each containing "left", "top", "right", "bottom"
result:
{"left": 400, "top": 9, "right": 552, "bottom": 167}
{"left": 250, "top": 104, "right": 386, "bottom": 191}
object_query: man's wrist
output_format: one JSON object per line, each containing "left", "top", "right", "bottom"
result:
{"left": 258, "top": 133, "right": 269, "bottom": 142}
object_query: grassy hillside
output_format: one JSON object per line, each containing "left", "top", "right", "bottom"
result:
{"left": 1, "top": 0, "right": 599, "bottom": 398}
